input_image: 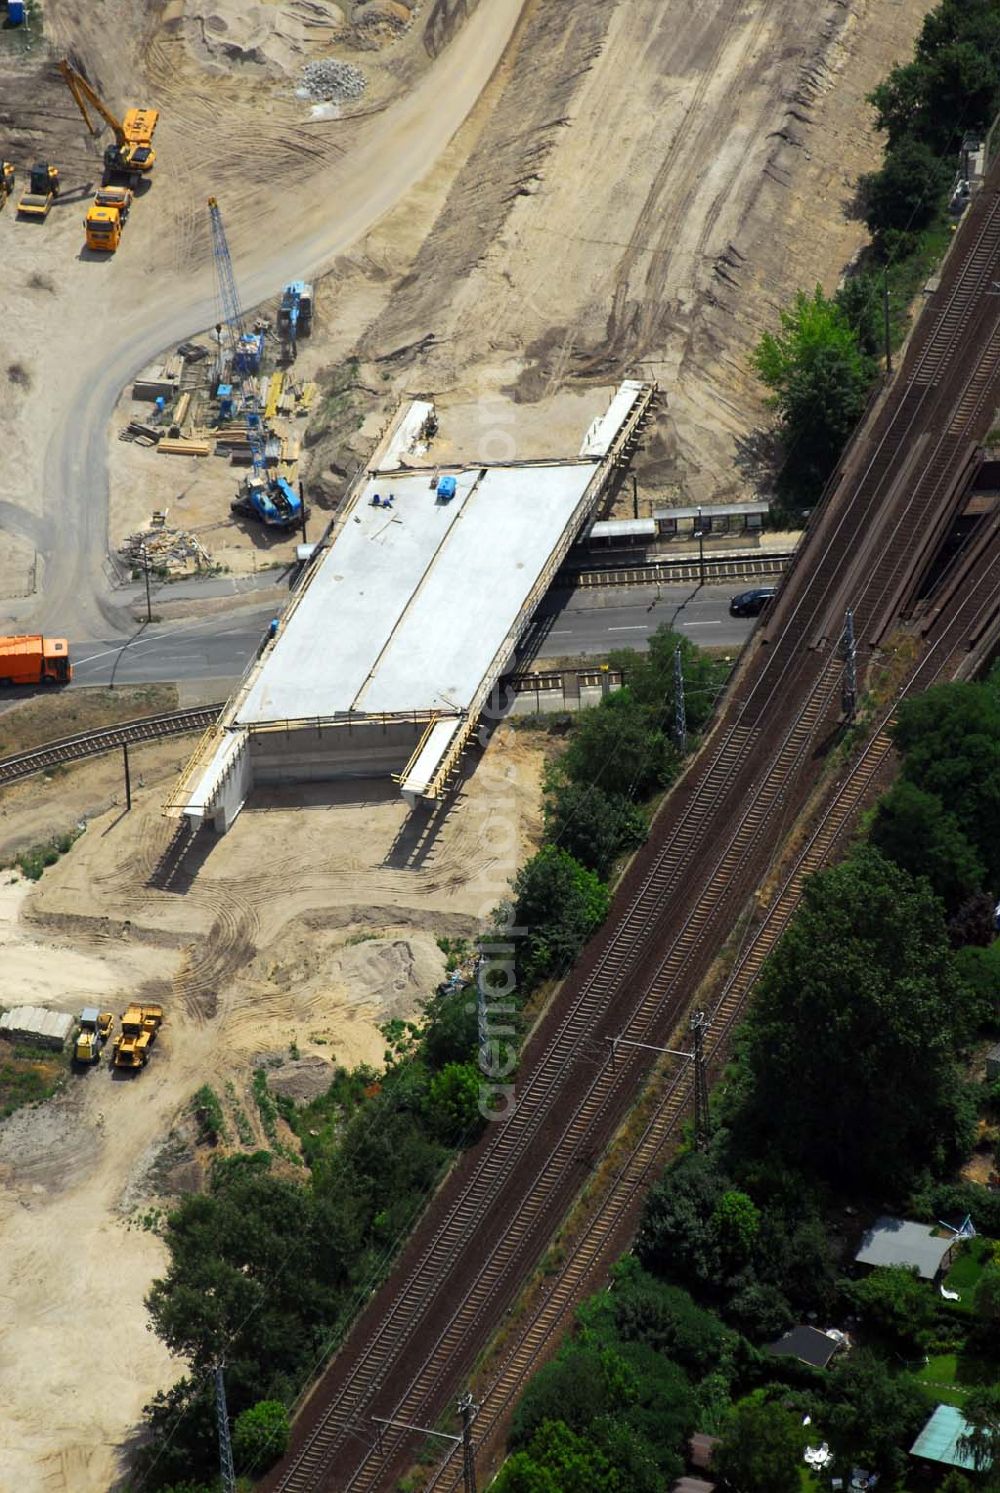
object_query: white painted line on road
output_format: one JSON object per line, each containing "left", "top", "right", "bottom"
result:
{"left": 550, "top": 630, "right": 573, "bottom": 635}
{"left": 681, "top": 620, "right": 722, "bottom": 626}
{"left": 607, "top": 625, "right": 647, "bottom": 631}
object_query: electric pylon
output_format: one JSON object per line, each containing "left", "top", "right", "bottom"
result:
{"left": 690, "top": 1010, "right": 711, "bottom": 1151}
{"left": 673, "top": 643, "right": 687, "bottom": 753}
{"left": 214, "top": 1365, "right": 237, "bottom": 1493}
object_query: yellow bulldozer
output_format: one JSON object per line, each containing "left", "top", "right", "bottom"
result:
{"left": 112, "top": 1003, "right": 163, "bottom": 1070}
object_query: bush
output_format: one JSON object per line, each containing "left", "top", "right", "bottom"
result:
{"left": 191, "top": 1085, "right": 225, "bottom": 1146}
{"left": 426, "top": 1061, "right": 482, "bottom": 1143}
{"left": 232, "top": 1398, "right": 290, "bottom": 1473}
{"left": 511, "top": 846, "right": 610, "bottom": 988}
{"left": 543, "top": 780, "right": 647, "bottom": 880}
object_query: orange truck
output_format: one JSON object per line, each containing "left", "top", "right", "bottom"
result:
{"left": 0, "top": 635, "right": 72, "bottom": 686}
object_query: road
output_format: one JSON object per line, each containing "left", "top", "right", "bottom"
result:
{"left": 68, "top": 582, "right": 755, "bottom": 688}
{"left": 35, "top": 0, "right": 531, "bottom": 638}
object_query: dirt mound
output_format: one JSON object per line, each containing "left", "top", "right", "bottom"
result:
{"left": 268, "top": 1054, "right": 337, "bottom": 1103}
{"left": 180, "top": 0, "right": 347, "bottom": 76}
{"left": 351, "top": 0, "right": 413, "bottom": 45}
{"left": 332, "top": 935, "right": 445, "bottom": 1019}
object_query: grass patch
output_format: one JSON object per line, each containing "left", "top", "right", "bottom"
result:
{"left": 0, "top": 683, "right": 178, "bottom": 759}
{"left": 915, "top": 1350, "right": 995, "bottom": 1407}
{"left": 192, "top": 1084, "right": 226, "bottom": 1145}
{"left": 942, "top": 1235, "right": 993, "bottom": 1309}
{"left": 0, "top": 1041, "right": 66, "bottom": 1118}
{"left": 10, "top": 826, "right": 84, "bottom": 880}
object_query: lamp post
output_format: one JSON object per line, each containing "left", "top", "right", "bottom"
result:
{"left": 695, "top": 506, "right": 706, "bottom": 587}
{"left": 140, "top": 543, "right": 152, "bottom": 624}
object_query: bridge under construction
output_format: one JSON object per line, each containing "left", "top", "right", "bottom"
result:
{"left": 171, "top": 380, "right": 655, "bottom": 831}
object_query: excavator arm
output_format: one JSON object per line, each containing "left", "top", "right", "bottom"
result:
{"left": 58, "top": 59, "right": 127, "bottom": 147}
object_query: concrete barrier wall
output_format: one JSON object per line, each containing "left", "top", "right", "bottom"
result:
{"left": 248, "top": 720, "right": 426, "bottom": 783}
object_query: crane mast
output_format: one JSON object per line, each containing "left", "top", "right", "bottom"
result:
{"left": 207, "top": 196, "right": 268, "bottom": 485}
{"left": 207, "top": 197, "right": 302, "bottom": 529}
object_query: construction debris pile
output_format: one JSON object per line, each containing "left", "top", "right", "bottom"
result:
{"left": 298, "top": 57, "right": 366, "bottom": 101}
{"left": 119, "top": 523, "right": 214, "bottom": 577}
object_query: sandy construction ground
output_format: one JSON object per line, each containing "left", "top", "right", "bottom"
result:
{"left": 0, "top": 723, "right": 544, "bottom": 1492}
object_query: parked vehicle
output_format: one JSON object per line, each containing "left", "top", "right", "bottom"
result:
{"left": 112, "top": 1004, "right": 163, "bottom": 1070}
{"left": 729, "top": 586, "right": 776, "bottom": 618}
{"left": 0, "top": 635, "right": 72, "bottom": 685}
{"left": 74, "top": 1008, "right": 114, "bottom": 1064}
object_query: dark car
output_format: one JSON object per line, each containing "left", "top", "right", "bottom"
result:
{"left": 729, "top": 586, "right": 776, "bottom": 618}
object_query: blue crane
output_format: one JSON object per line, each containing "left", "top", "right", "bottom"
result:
{"left": 207, "top": 197, "right": 303, "bottom": 529}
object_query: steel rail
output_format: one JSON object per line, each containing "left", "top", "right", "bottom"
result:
{"left": 0, "top": 704, "right": 224, "bottom": 786}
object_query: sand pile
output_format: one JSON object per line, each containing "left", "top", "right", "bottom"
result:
{"left": 181, "top": 0, "right": 348, "bottom": 76}
{"left": 351, "top": 0, "right": 414, "bottom": 46}
{"left": 299, "top": 56, "right": 367, "bottom": 100}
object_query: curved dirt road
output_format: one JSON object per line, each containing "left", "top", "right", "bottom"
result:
{"left": 35, "top": 0, "right": 528, "bottom": 635}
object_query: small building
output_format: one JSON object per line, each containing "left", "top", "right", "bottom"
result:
{"left": 765, "top": 1324, "right": 845, "bottom": 1369}
{"left": 0, "top": 1005, "right": 74, "bottom": 1050}
{"left": 986, "top": 1041, "right": 1000, "bottom": 1083}
{"left": 653, "top": 501, "right": 769, "bottom": 539}
{"left": 911, "top": 1404, "right": 989, "bottom": 1472}
{"left": 854, "top": 1216, "right": 957, "bottom": 1282}
{"left": 689, "top": 1434, "right": 720, "bottom": 1471}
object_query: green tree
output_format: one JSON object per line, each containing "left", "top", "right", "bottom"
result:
{"left": 824, "top": 1350, "right": 926, "bottom": 1480}
{"left": 543, "top": 780, "right": 647, "bottom": 880}
{"left": 955, "top": 943, "right": 1000, "bottom": 1039}
{"left": 232, "top": 1399, "right": 290, "bottom": 1473}
{"left": 560, "top": 690, "right": 679, "bottom": 801}
{"left": 869, "top": 779, "right": 984, "bottom": 914}
{"left": 422, "top": 982, "right": 479, "bottom": 1070}
{"left": 426, "top": 1061, "right": 482, "bottom": 1142}
{"left": 860, "top": 138, "right": 952, "bottom": 237}
{"left": 753, "top": 286, "right": 876, "bottom": 504}
{"left": 835, "top": 274, "right": 884, "bottom": 360}
{"left": 609, "top": 627, "right": 727, "bottom": 735}
{"left": 868, "top": 60, "right": 935, "bottom": 147}
{"left": 714, "top": 1397, "right": 804, "bottom": 1493}
{"left": 511, "top": 1344, "right": 638, "bottom": 1445}
{"left": 711, "top": 1190, "right": 761, "bottom": 1271}
{"left": 849, "top": 1265, "right": 937, "bottom": 1351}
{"left": 732, "top": 847, "right": 972, "bottom": 1190}
{"left": 957, "top": 1385, "right": 1000, "bottom": 1473}
{"left": 973, "top": 1262, "right": 1000, "bottom": 1325}
{"left": 580, "top": 1256, "right": 735, "bottom": 1375}
{"left": 636, "top": 1150, "right": 728, "bottom": 1288}
{"left": 511, "top": 846, "right": 610, "bottom": 987}
{"left": 891, "top": 680, "right": 1000, "bottom": 885}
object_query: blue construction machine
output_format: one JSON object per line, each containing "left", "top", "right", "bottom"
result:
{"left": 208, "top": 197, "right": 304, "bottom": 529}
{"left": 277, "top": 281, "right": 313, "bottom": 362}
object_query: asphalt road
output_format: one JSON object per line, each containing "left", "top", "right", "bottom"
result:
{"left": 69, "top": 582, "right": 756, "bottom": 688}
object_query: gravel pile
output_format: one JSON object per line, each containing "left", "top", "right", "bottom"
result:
{"left": 299, "top": 58, "right": 367, "bottom": 101}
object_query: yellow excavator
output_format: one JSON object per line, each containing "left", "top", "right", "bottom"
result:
{"left": 57, "top": 59, "right": 159, "bottom": 188}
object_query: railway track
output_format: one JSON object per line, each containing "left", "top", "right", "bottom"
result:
{"left": 260, "top": 161, "right": 1000, "bottom": 1493}
{"left": 0, "top": 705, "right": 223, "bottom": 786}
{"left": 426, "top": 528, "right": 1000, "bottom": 1489}
{"left": 562, "top": 549, "right": 793, "bottom": 588}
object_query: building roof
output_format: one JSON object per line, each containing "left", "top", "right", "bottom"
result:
{"left": 0, "top": 1005, "right": 74, "bottom": 1045}
{"left": 236, "top": 462, "right": 597, "bottom": 726}
{"left": 674, "top": 1478, "right": 714, "bottom": 1493}
{"left": 854, "top": 1216, "right": 954, "bottom": 1280}
{"left": 588, "top": 517, "right": 657, "bottom": 539}
{"left": 765, "top": 1325, "right": 842, "bottom": 1368}
{"left": 689, "top": 1434, "right": 720, "bottom": 1470}
{"left": 911, "top": 1405, "right": 988, "bottom": 1471}
{"left": 653, "top": 501, "right": 769, "bottom": 521}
